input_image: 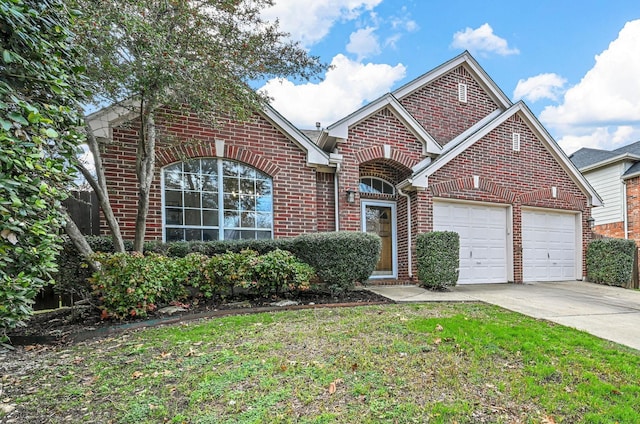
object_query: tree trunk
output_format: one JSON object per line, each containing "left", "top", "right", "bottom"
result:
{"left": 64, "top": 211, "right": 100, "bottom": 272}
{"left": 133, "top": 104, "right": 157, "bottom": 252}
{"left": 83, "top": 121, "right": 126, "bottom": 252}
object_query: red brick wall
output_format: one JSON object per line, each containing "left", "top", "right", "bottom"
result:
{"left": 625, "top": 176, "right": 640, "bottom": 245}
{"left": 100, "top": 108, "right": 321, "bottom": 241}
{"left": 415, "top": 113, "right": 590, "bottom": 282}
{"left": 399, "top": 65, "right": 499, "bottom": 146}
{"left": 337, "top": 108, "right": 425, "bottom": 234}
{"left": 593, "top": 222, "right": 625, "bottom": 240}
{"left": 315, "top": 172, "right": 336, "bottom": 232}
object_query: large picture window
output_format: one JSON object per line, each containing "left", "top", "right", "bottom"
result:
{"left": 162, "top": 158, "right": 273, "bottom": 241}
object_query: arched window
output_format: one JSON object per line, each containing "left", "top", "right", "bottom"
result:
{"left": 359, "top": 177, "right": 395, "bottom": 195}
{"left": 162, "top": 158, "right": 273, "bottom": 241}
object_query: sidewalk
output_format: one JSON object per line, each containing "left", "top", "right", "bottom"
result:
{"left": 367, "top": 281, "right": 640, "bottom": 351}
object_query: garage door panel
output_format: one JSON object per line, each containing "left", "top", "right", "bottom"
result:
{"left": 523, "top": 210, "right": 577, "bottom": 282}
{"left": 433, "top": 202, "right": 508, "bottom": 284}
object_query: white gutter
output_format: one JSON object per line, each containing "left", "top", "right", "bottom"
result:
{"left": 623, "top": 180, "right": 628, "bottom": 239}
{"left": 397, "top": 186, "right": 412, "bottom": 279}
{"left": 334, "top": 172, "right": 340, "bottom": 231}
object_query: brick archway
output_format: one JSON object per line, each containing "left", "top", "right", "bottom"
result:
{"left": 355, "top": 146, "right": 417, "bottom": 170}
{"left": 519, "top": 188, "right": 585, "bottom": 210}
{"left": 429, "top": 176, "right": 517, "bottom": 203}
{"left": 156, "top": 141, "right": 281, "bottom": 176}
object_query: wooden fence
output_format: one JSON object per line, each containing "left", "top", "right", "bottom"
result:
{"left": 63, "top": 190, "right": 100, "bottom": 236}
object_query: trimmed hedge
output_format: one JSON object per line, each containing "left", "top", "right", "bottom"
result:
{"left": 587, "top": 238, "right": 636, "bottom": 287}
{"left": 56, "top": 231, "right": 381, "bottom": 298}
{"left": 290, "top": 231, "right": 381, "bottom": 293}
{"left": 416, "top": 231, "right": 460, "bottom": 290}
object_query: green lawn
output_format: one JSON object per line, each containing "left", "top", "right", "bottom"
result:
{"left": 4, "top": 303, "right": 640, "bottom": 423}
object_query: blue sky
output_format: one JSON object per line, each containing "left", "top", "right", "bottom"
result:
{"left": 259, "top": 0, "right": 640, "bottom": 154}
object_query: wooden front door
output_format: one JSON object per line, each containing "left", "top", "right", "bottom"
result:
{"left": 362, "top": 202, "right": 396, "bottom": 278}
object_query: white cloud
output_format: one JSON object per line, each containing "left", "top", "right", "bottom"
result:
{"left": 262, "top": 0, "right": 382, "bottom": 47}
{"left": 260, "top": 54, "right": 406, "bottom": 128}
{"left": 451, "top": 23, "right": 519, "bottom": 56}
{"left": 513, "top": 73, "right": 567, "bottom": 102}
{"left": 541, "top": 20, "right": 640, "bottom": 129}
{"left": 540, "top": 20, "right": 640, "bottom": 152}
{"left": 557, "top": 126, "right": 640, "bottom": 155}
{"left": 346, "top": 27, "right": 380, "bottom": 60}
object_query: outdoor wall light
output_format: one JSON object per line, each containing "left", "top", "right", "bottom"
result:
{"left": 587, "top": 216, "right": 595, "bottom": 229}
{"left": 346, "top": 189, "right": 356, "bottom": 204}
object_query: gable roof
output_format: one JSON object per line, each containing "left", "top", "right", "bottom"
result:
{"left": 320, "top": 93, "right": 442, "bottom": 155}
{"left": 393, "top": 51, "right": 512, "bottom": 109}
{"left": 569, "top": 144, "right": 640, "bottom": 172}
{"left": 404, "top": 101, "right": 603, "bottom": 207}
{"left": 319, "top": 51, "right": 512, "bottom": 157}
{"left": 569, "top": 148, "right": 620, "bottom": 170}
{"left": 623, "top": 161, "right": 640, "bottom": 180}
{"left": 261, "top": 104, "right": 330, "bottom": 167}
{"left": 86, "top": 102, "right": 331, "bottom": 168}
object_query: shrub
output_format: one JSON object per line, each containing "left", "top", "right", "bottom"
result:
{"left": 416, "top": 231, "right": 460, "bottom": 290}
{"left": 90, "top": 252, "right": 187, "bottom": 319}
{"left": 55, "top": 236, "right": 134, "bottom": 302}
{"left": 587, "top": 238, "right": 636, "bottom": 287}
{"left": 196, "top": 250, "right": 257, "bottom": 299}
{"left": 290, "top": 232, "right": 381, "bottom": 293}
{"left": 249, "top": 249, "right": 315, "bottom": 295}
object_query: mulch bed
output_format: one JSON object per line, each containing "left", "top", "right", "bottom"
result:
{"left": 6, "top": 289, "right": 392, "bottom": 346}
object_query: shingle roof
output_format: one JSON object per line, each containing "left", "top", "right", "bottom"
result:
{"left": 623, "top": 161, "right": 640, "bottom": 178}
{"left": 300, "top": 129, "right": 322, "bottom": 143}
{"left": 568, "top": 148, "right": 618, "bottom": 169}
{"left": 569, "top": 140, "right": 640, "bottom": 170}
{"left": 613, "top": 140, "right": 640, "bottom": 155}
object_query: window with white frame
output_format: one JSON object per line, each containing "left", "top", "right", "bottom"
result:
{"left": 359, "top": 177, "right": 395, "bottom": 195}
{"left": 162, "top": 158, "right": 273, "bottom": 241}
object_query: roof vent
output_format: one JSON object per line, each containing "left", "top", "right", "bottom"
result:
{"left": 512, "top": 133, "right": 521, "bottom": 152}
{"left": 458, "top": 83, "right": 468, "bottom": 103}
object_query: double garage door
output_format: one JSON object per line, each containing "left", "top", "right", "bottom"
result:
{"left": 433, "top": 202, "right": 579, "bottom": 284}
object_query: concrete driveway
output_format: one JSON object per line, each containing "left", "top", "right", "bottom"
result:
{"left": 367, "top": 281, "right": 640, "bottom": 351}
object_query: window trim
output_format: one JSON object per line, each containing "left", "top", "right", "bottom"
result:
{"left": 359, "top": 176, "right": 396, "bottom": 195}
{"left": 161, "top": 158, "right": 274, "bottom": 242}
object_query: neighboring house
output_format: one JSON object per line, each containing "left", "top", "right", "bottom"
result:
{"left": 87, "top": 52, "right": 601, "bottom": 284}
{"left": 569, "top": 141, "right": 640, "bottom": 242}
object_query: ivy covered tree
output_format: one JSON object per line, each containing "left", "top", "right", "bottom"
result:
{"left": 73, "top": 0, "right": 326, "bottom": 252}
{"left": 0, "top": 0, "right": 87, "bottom": 338}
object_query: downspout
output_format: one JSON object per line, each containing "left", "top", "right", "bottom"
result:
{"left": 334, "top": 172, "right": 340, "bottom": 231}
{"left": 623, "top": 180, "right": 628, "bottom": 239}
{"left": 397, "top": 187, "right": 412, "bottom": 279}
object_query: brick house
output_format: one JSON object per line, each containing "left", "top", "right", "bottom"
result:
{"left": 570, "top": 141, "right": 640, "bottom": 243}
{"left": 87, "top": 52, "right": 601, "bottom": 284}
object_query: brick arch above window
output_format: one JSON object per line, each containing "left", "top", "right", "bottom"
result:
{"left": 156, "top": 141, "right": 281, "bottom": 177}
{"left": 430, "top": 176, "right": 517, "bottom": 203}
{"left": 355, "top": 146, "right": 418, "bottom": 170}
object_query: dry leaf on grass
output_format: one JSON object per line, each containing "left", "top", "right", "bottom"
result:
{"left": 328, "top": 379, "right": 343, "bottom": 395}
{"left": 328, "top": 382, "right": 336, "bottom": 395}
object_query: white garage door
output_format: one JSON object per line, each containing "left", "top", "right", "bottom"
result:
{"left": 522, "top": 209, "right": 578, "bottom": 282}
{"left": 433, "top": 202, "right": 508, "bottom": 284}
